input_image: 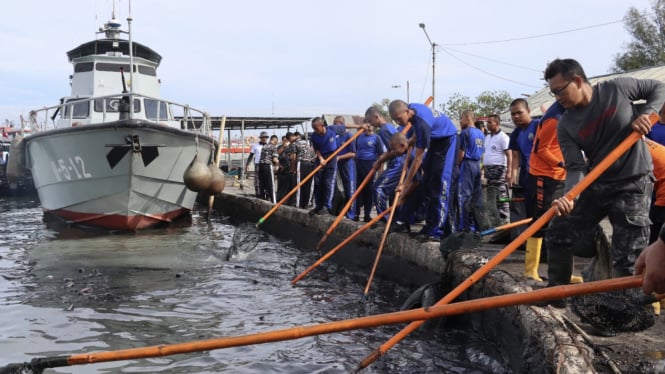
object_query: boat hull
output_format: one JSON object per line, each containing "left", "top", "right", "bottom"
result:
{"left": 24, "top": 120, "right": 215, "bottom": 230}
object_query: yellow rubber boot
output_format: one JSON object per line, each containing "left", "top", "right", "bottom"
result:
{"left": 524, "top": 237, "right": 543, "bottom": 282}
{"left": 570, "top": 275, "right": 584, "bottom": 284}
{"left": 653, "top": 300, "right": 661, "bottom": 316}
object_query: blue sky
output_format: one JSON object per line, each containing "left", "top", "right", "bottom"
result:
{"left": 0, "top": 0, "right": 653, "bottom": 125}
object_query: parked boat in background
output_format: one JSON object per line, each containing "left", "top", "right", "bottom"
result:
{"left": 17, "top": 13, "right": 215, "bottom": 230}
{"left": 1, "top": 127, "right": 36, "bottom": 195}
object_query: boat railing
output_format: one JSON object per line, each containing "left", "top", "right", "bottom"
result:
{"left": 27, "top": 93, "right": 212, "bottom": 136}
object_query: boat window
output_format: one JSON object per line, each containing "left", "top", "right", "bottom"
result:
{"left": 95, "top": 63, "right": 136, "bottom": 73}
{"left": 93, "top": 97, "right": 141, "bottom": 113}
{"left": 144, "top": 99, "right": 169, "bottom": 120}
{"left": 138, "top": 65, "right": 156, "bottom": 76}
{"left": 63, "top": 99, "right": 90, "bottom": 119}
{"left": 74, "top": 62, "right": 94, "bottom": 72}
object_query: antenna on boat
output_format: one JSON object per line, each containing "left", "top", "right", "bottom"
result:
{"left": 126, "top": 0, "right": 135, "bottom": 118}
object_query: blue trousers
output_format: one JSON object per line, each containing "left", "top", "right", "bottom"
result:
{"left": 355, "top": 159, "right": 375, "bottom": 218}
{"left": 313, "top": 157, "right": 337, "bottom": 211}
{"left": 374, "top": 156, "right": 404, "bottom": 221}
{"left": 398, "top": 136, "right": 457, "bottom": 237}
{"left": 338, "top": 158, "right": 356, "bottom": 219}
{"left": 457, "top": 159, "right": 482, "bottom": 231}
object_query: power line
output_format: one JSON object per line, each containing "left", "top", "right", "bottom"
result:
{"left": 441, "top": 19, "right": 624, "bottom": 47}
{"left": 441, "top": 48, "right": 543, "bottom": 89}
{"left": 442, "top": 46, "right": 542, "bottom": 72}
{"left": 420, "top": 53, "right": 430, "bottom": 103}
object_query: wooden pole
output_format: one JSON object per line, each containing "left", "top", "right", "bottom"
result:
{"left": 207, "top": 115, "right": 226, "bottom": 220}
{"left": 363, "top": 146, "right": 411, "bottom": 296}
{"left": 2, "top": 276, "right": 642, "bottom": 373}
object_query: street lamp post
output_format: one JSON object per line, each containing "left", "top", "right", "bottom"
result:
{"left": 419, "top": 23, "right": 436, "bottom": 109}
{"left": 391, "top": 81, "right": 410, "bottom": 102}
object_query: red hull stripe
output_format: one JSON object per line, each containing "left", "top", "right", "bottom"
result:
{"left": 46, "top": 208, "right": 189, "bottom": 230}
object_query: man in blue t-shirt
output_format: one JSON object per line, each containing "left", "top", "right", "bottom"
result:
{"left": 354, "top": 118, "right": 386, "bottom": 222}
{"left": 309, "top": 117, "right": 346, "bottom": 215}
{"left": 647, "top": 121, "right": 665, "bottom": 146}
{"left": 508, "top": 98, "right": 538, "bottom": 223}
{"left": 364, "top": 107, "right": 402, "bottom": 222}
{"left": 333, "top": 116, "right": 357, "bottom": 220}
{"left": 388, "top": 100, "right": 458, "bottom": 241}
{"left": 456, "top": 110, "right": 485, "bottom": 232}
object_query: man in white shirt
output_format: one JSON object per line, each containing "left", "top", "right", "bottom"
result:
{"left": 246, "top": 131, "right": 269, "bottom": 197}
{"left": 483, "top": 114, "right": 512, "bottom": 222}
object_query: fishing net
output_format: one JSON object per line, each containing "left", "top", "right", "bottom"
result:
{"left": 569, "top": 227, "right": 655, "bottom": 336}
{"left": 439, "top": 231, "right": 482, "bottom": 259}
{"left": 483, "top": 185, "right": 503, "bottom": 228}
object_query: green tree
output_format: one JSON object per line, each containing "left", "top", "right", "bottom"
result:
{"left": 370, "top": 98, "right": 391, "bottom": 119}
{"left": 441, "top": 93, "right": 478, "bottom": 120}
{"left": 475, "top": 90, "right": 512, "bottom": 116}
{"left": 612, "top": 0, "right": 665, "bottom": 72}
{"left": 441, "top": 90, "right": 512, "bottom": 119}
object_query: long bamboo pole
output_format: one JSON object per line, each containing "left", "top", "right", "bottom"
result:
{"left": 363, "top": 146, "right": 411, "bottom": 296}
{"left": 356, "top": 114, "right": 659, "bottom": 371}
{"left": 316, "top": 122, "right": 413, "bottom": 251}
{"left": 1, "top": 276, "right": 642, "bottom": 373}
{"left": 316, "top": 168, "right": 377, "bottom": 251}
{"left": 292, "top": 205, "right": 393, "bottom": 284}
{"left": 479, "top": 217, "right": 532, "bottom": 236}
{"left": 207, "top": 115, "right": 226, "bottom": 220}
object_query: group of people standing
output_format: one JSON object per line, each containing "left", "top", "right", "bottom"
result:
{"left": 244, "top": 56, "right": 665, "bottom": 299}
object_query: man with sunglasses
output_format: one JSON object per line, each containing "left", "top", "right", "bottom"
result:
{"left": 542, "top": 58, "right": 665, "bottom": 303}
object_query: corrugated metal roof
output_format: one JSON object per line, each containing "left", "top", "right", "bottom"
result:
{"left": 321, "top": 114, "right": 364, "bottom": 126}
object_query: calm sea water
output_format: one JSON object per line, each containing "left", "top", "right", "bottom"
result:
{"left": 0, "top": 196, "right": 508, "bottom": 373}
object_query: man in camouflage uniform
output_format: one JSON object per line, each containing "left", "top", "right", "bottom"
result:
{"left": 291, "top": 132, "right": 316, "bottom": 209}
{"left": 258, "top": 135, "right": 279, "bottom": 203}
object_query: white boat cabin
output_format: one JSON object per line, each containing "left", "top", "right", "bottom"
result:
{"left": 54, "top": 18, "right": 179, "bottom": 128}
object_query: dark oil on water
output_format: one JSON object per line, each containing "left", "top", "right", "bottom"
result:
{"left": 0, "top": 196, "right": 509, "bottom": 373}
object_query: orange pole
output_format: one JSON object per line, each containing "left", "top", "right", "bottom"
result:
{"left": 479, "top": 217, "right": 532, "bottom": 236}
{"left": 316, "top": 168, "right": 376, "bottom": 251}
{"left": 357, "top": 114, "right": 659, "bottom": 371}
{"left": 9, "top": 276, "right": 641, "bottom": 372}
{"left": 256, "top": 129, "right": 364, "bottom": 227}
{"left": 363, "top": 147, "right": 411, "bottom": 296}
{"left": 424, "top": 96, "right": 433, "bottom": 106}
{"left": 292, "top": 206, "right": 393, "bottom": 284}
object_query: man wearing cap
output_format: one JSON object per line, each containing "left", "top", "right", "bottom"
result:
{"left": 246, "top": 131, "right": 269, "bottom": 197}
{"left": 290, "top": 132, "right": 316, "bottom": 209}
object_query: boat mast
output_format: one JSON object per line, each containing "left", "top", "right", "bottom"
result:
{"left": 127, "top": 1, "right": 135, "bottom": 118}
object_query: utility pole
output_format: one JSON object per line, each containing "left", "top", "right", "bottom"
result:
{"left": 419, "top": 23, "right": 436, "bottom": 109}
